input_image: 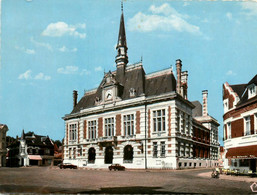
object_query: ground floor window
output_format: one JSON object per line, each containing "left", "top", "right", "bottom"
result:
{"left": 88, "top": 147, "right": 96, "bottom": 164}
{"left": 161, "top": 142, "right": 165, "bottom": 157}
{"left": 123, "top": 145, "right": 133, "bottom": 163}
{"left": 239, "top": 159, "right": 249, "bottom": 167}
{"left": 153, "top": 142, "right": 158, "bottom": 158}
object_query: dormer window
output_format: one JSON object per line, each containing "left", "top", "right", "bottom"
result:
{"left": 95, "top": 97, "right": 100, "bottom": 105}
{"left": 248, "top": 84, "right": 256, "bottom": 99}
{"left": 129, "top": 88, "right": 136, "bottom": 97}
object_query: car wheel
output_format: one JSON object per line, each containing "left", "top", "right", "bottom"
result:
{"left": 109, "top": 168, "right": 112, "bottom": 171}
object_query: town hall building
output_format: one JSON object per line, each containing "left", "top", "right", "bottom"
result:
{"left": 63, "top": 8, "right": 219, "bottom": 169}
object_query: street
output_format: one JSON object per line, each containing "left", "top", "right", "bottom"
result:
{"left": 0, "top": 167, "right": 254, "bottom": 194}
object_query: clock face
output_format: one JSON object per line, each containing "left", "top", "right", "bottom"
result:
{"left": 105, "top": 90, "right": 113, "bottom": 100}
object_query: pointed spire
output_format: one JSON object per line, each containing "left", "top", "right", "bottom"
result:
{"left": 115, "top": 1, "right": 128, "bottom": 77}
{"left": 116, "top": 11, "right": 127, "bottom": 49}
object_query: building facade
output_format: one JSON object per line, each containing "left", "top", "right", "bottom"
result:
{"left": 223, "top": 75, "right": 257, "bottom": 172}
{"left": 0, "top": 124, "right": 8, "bottom": 167}
{"left": 63, "top": 9, "right": 219, "bottom": 169}
{"left": 7, "top": 131, "right": 54, "bottom": 167}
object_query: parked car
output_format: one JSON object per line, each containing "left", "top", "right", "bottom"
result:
{"left": 109, "top": 164, "right": 125, "bottom": 171}
{"left": 58, "top": 163, "right": 77, "bottom": 169}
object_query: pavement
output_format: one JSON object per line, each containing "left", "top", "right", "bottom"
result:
{"left": 198, "top": 171, "right": 257, "bottom": 183}
{"left": 0, "top": 167, "right": 254, "bottom": 194}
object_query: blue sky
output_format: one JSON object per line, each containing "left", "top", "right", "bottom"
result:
{"left": 1, "top": 0, "right": 257, "bottom": 144}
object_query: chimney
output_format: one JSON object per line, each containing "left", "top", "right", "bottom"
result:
{"left": 176, "top": 59, "right": 182, "bottom": 95}
{"left": 73, "top": 90, "right": 78, "bottom": 108}
{"left": 181, "top": 71, "right": 188, "bottom": 100}
{"left": 202, "top": 90, "right": 208, "bottom": 116}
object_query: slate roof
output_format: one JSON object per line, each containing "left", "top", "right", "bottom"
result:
{"left": 235, "top": 74, "right": 257, "bottom": 107}
{"left": 230, "top": 84, "right": 246, "bottom": 98}
{"left": 24, "top": 132, "right": 53, "bottom": 148}
{"left": 71, "top": 66, "right": 176, "bottom": 114}
{"left": 191, "top": 101, "right": 202, "bottom": 117}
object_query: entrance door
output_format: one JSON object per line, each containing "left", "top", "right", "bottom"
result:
{"left": 250, "top": 159, "right": 256, "bottom": 172}
{"left": 104, "top": 146, "right": 113, "bottom": 164}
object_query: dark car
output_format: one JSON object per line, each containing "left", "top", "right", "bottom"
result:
{"left": 109, "top": 164, "right": 125, "bottom": 171}
{"left": 58, "top": 163, "right": 78, "bottom": 169}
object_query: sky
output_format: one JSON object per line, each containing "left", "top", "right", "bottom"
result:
{"left": 0, "top": 0, "right": 257, "bottom": 144}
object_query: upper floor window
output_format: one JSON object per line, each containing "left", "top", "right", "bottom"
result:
{"left": 105, "top": 117, "right": 115, "bottom": 137}
{"left": 248, "top": 84, "right": 256, "bottom": 99}
{"left": 88, "top": 120, "right": 97, "bottom": 139}
{"left": 153, "top": 109, "right": 166, "bottom": 132}
{"left": 227, "top": 123, "right": 231, "bottom": 139}
{"left": 69, "top": 124, "right": 77, "bottom": 141}
{"left": 245, "top": 116, "right": 251, "bottom": 136}
{"left": 177, "top": 109, "right": 180, "bottom": 132}
{"left": 223, "top": 99, "right": 228, "bottom": 113}
{"left": 123, "top": 114, "right": 134, "bottom": 136}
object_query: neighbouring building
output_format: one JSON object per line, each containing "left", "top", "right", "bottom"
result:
{"left": 223, "top": 74, "right": 257, "bottom": 172}
{"left": 0, "top": 124, "right": 8, "bottom": 167}
{"left": 62, "top": 8, "right": 219, "bottom": 169}
{"left": 7, "top": 130, "right": 54, "bottom": 167}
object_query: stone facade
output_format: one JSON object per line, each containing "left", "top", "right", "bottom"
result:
{"left": 63, "top": 9, "right": 219, "bottom": 169}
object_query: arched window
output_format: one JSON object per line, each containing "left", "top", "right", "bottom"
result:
{"left": 123, "top": 145, "right": 133, "bottom": 163}
{"left": 88, "top": 147, "right": 96, "bottom": 164}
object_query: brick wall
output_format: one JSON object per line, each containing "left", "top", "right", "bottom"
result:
{"left": 223, "top": 85, "right": 235, "bottom": 109}
{"left": 116, "top": 114, "right": 121, "bottom": 136}
{"left": 231, "top": 118, "right": 244, "bottom": 138}
{"left": 98, "top": 117, "right": 103, "bottom": 137}
{"left": 84, "top": 120, "right": 87, "bottom": 139}
{"left": 136, "top": 111, "right": 140, "bottom": 134}
{"left": 223, "top": 101, "right": 257, "bottom": 121}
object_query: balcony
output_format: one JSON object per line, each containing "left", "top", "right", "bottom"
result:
{"left": 98, "top": 136, "right": 117, "bottom": 147}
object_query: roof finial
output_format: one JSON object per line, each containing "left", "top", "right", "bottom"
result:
{"left": 121, "top": 0, "right": 123, "bottom": 12}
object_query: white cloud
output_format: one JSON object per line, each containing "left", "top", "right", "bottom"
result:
{"left": 226, "top": 70, "right": 237, "bottom": 76}
{"left": 42, "top": 22, "right": 86, "bottom": 39}
{"left": 15, "top": 46, "right": 35, "bottom": 55}
{"left": 57, "top": 66, "right": 79, "bottom": 74}
{"left": 18, "top": 70, "right": 51, "bottom": 80}
{"left": 34, "top": 73, "right": 51, "bottom": 80}
{"left": 80, "top": 69, "right": 91, "bottom": 75}
{"left": 241, "top": 2, "right": 257, "bottom": 16}
{"left": 59, "top": 46, "right": 77, "bottom": 52}
{"left": 30, "top": 37, "right": 53, "bottom": 51}
{"left": 128, "top": 4, "right": 200, "bottom": 35}
{"left": 226, "top": 12, "right": 232, "bottom": 20}
{"left": 94, "top": 66, "right": 103, "bottom": 72}
{"left": 18, "top": 70, "right": 32, "bottom": 80}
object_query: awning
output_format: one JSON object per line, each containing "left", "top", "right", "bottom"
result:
{"left": 226, "top": 145, "right": 257, "bottom": 159}
{"left": 28, "top": 155, "right": 42, "bottom": 160}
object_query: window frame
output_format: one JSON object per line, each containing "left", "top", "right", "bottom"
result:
{"left": 152, "top": 109, "right": 166, "bottom": 133}
{"left": 88, "top": 120, "right": 97, "bottom": 140}
{"left": 123, "top": 114, "right": 135, "bottom": 136}
{"left": 244, "top": 116, "right": 251, "bottom": 136}
{"left": 69, "top": 123, "right": 77, "bottom": 141}
{"left": 104, "top": 117, "right": 115, "bottom": 137}
{"left": 153, "top": 142, "right": 158, "bottom": 158}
